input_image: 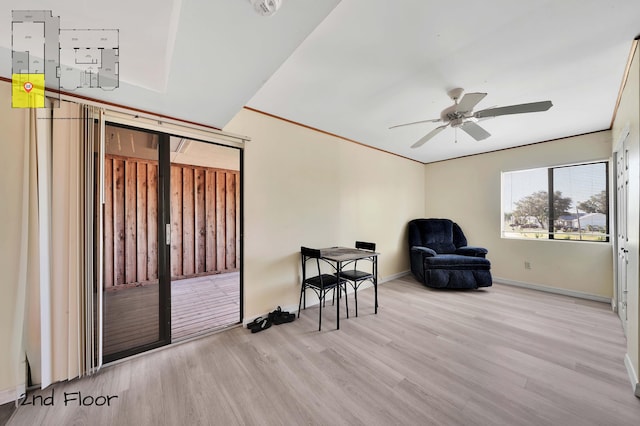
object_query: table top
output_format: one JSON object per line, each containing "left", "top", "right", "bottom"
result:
{"left": 320, "top": 247, "right": 379, "bottom": 262}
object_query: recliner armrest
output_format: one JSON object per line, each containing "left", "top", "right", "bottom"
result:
{"left": 455, "top": 246, "right": 488, "bottom": 258}
{"left": 411, "top": 246, "right": 437, "bottom": 257}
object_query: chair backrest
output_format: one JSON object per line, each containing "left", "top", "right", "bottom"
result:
{"left": 355, "top": 241, "right": 376, "bottom": 251}
{"left": 301, "top": 246, "right": 324, "bottom": 279}
{"left": 408, "top": 219, "right": 468, "bottom": 254}
{"left": 301, "top": 246, "right": 322, "bottom": 259}
{"left": 352, "top": 241, "right": 375, "bottom": 271}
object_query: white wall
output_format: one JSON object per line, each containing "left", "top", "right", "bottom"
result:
{"left": 224, "top": 108, "right": 426, "bottom": 317}
{"left": 0, "top": 81, "right": 28, "bottom": 402}
{"left": 612, "top": 42, "right": 640, "bottom": 394}
{"left": 424, "top": 131, "right": 614, "bottom": 299}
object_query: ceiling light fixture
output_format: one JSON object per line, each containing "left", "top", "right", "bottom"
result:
{"left": 249, "top": 0, "right": 282, "bottom": 17}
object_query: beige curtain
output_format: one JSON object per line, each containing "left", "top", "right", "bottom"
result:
{"left": 20, "top": 106, "right": 48, "bottom": 388}
{"left": 9, "top": 108, "right": 39, "bottom": 402}
{"left": 50, "top": 100, "right": 83, "bottom": 382}
{"left": 19, "top": 99, "right": 101, "bottom": 390}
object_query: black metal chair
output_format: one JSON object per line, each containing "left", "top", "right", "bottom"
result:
{"left": 298, "top": 246, "right": 349, "bottom": 331}
{"left": 336, "top": 241, "right": 376, "bottom": 316}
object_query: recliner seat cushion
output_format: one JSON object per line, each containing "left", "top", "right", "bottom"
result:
{"left": 423, "top": 254, "right": 491, "bottom": 270}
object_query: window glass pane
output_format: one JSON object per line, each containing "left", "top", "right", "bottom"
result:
{"left": 502, "top": 168, "right": 549, "bottom": 239}
{"left": 552, "top": 163, "right": 608, "bottom": 241}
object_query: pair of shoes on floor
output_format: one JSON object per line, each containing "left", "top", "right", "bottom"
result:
{"left": 247, "top": 316, "right": 272, "bottom": 333}
{"left": 247, "top": 306, "right": 295, "bottom": 333}
{"left": 268, "top": 306, "right": 295, "bottom": 325}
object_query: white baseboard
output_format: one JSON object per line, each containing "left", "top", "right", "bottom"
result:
{"left": 243, "top": 271, "right": 411, "bottom": 327}
{"left": 380, "top": 270, "right": 411, "bottom": 283}
{"left": 493, "top": 277, "right": 611, "bottom": 304}
{"left": 624, "top": 353, "right": 640, "bottom": 398}
{"left": 0, "top": 384, "right": 25, "bottom": 406}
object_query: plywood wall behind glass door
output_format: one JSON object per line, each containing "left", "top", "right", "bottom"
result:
{"left": 102, "top": 156, "right": 239, "bottom": 288}
{"left": 169, "top": 164, "right": 239, "bottom": 279}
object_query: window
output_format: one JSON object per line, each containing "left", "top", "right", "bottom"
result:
{"left": 502, "top": 161, "right": 609, "bottom": 242}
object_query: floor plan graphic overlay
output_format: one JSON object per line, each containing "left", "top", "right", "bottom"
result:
{"left": 11, "top": 10, "right": 119, "bottom": 108}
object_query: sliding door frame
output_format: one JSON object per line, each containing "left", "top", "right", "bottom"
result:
{"left": 100, "top": 119, "right": 245, "bottom": 363}
{"left": 102, "top": 123, "right": 172, "bottom": 363}
{"left": 158, "top": 133, "right": 172, "bottom": 340}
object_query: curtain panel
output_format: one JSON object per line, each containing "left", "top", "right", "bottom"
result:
{"left": 18, "top": 99, "right": 101, "bottom": 392}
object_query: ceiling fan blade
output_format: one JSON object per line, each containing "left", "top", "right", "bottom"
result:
{"left": 460, "top": 121, "right": 491, "bottom": 141}
{"left": 411, "top": 124, "right": 448, "bottom": 148}
{"left": 389, "top": 118, "right": 441, "bottom": 130}
{"left": 456, "top": 92, "right": 487, "bottom": 114}
{"left": 475, "top": 105, "right": 496, "bottom": 121}
{"left": 474, "top": 100, "right": 553, "bottom": 119}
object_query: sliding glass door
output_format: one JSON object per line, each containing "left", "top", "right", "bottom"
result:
{"left": 100, "top": 123, "right": 242, "bottom": 362}
{"left": 102, "top": 124, "right": 171, "bottom": 362}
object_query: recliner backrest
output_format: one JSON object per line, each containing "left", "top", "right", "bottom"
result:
{"left": 408, "top": 219, "right": 468, "bottom": 254}
{"left": 451, "top": 222, "right": 468, "bottom": 248}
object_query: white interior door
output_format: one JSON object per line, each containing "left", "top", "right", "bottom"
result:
{"left": 615, "top": 133, "right": 629, "bottom": 335}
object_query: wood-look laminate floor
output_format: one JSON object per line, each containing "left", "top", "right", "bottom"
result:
{"left": 104, "top": 272, "right": 240, "bottom": 356}
{"left": 8, "top": 276, "right": 640, "bottom": 426}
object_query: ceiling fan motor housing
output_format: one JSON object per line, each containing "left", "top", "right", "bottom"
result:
{"left": 441, "top": 104, "right": 464, "bottom": 124}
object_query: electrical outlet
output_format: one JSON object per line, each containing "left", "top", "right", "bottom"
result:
{"left": 524, "top": 261, "right": 532, "bottom": 270}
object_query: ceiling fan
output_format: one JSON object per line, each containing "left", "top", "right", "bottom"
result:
{"left": 390, "top": 88, "right": 553, "bottom": 148}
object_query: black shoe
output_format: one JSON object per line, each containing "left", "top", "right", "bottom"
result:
{"left": 268, "top": 306, "right": 296, "bottom": 325}
{"left": 247, "top": 316, "right": 272, "bottom": 333}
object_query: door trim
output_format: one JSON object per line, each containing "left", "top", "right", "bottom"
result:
{"left": 613, "top": 125, "right": 630, "bottom": 333}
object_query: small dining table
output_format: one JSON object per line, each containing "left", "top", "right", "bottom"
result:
{"left": 319, "top": 246, "right": 380, "bottom": 329}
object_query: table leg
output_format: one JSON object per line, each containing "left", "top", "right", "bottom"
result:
{"left": 336, "top": 261, "right": 341, "bottom": 329}
{"left": 374, "top": 256, "right": 378, "bottom": 314}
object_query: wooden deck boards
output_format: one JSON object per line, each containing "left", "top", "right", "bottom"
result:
{"left": 171, "top": 272, "right": 240, "bottom": 340}
{"left": 104, "top": 272, "right": 240, "bottom": 355}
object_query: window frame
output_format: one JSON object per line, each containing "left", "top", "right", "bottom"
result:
{"left": 501, "top": 160, "right": 610, "bottom": 243}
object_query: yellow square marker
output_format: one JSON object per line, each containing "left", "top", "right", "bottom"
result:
{"left": 12, "top": 74, "right": 45, "bottom": 108}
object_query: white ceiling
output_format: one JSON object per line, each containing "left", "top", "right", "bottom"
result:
{"left": 0, "top": 0, "right": 341, "bottom": 128}
{"left": 2, "top": 0, "right": 640, "bottom": 163}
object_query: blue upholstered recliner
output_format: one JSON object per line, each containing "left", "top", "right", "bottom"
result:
{"left": 408, "top": 219, "right": 492, "bottom": 289}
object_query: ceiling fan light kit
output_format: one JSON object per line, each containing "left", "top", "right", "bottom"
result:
{"left": 391, "top": 88, "right": 553, "bottom": 149}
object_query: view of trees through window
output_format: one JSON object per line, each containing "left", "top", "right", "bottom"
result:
{"left": 502, "top": 162, "right": 609, "bottom": 242}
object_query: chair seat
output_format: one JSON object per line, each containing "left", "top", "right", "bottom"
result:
{"left": 424, "top": 254, "right": 491, "bottom": 270}
{"left": 337, "top": 270, "right": 373, "bottom": 281}
{"left": 304, "top": 274, "right": 345, "bottom": 289}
